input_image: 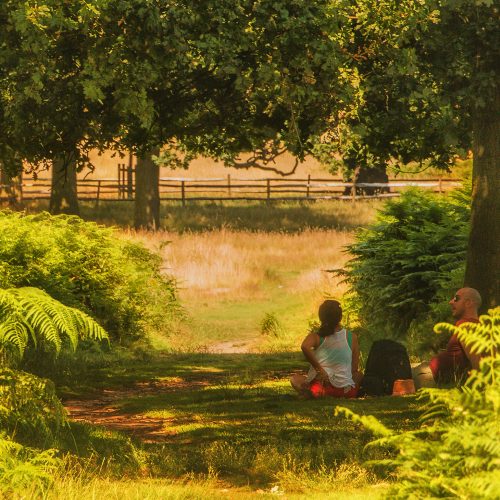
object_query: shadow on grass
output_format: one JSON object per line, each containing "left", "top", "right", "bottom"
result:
{"left": 74, "top": 200, "right": 380, "bottom": 232}
{"left": 57, "top": 351, "right": 421, "bottom": 488}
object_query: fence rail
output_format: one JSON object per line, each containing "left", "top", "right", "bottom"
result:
{"left": 2, "top": 173, "right": 461, "bottom": 205}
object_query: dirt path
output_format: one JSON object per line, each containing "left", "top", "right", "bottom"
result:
{"left": 209, "top": 338, "right": 259, "bottom": 353}
{"left": 64, "top": 378, "right": 213, "bottom": 443}
{"left": 64, "top": 332, "right": 266, "bottom": 440}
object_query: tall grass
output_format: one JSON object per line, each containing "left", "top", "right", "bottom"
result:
{"left": 139, "top": 229, "right": 353, "bottom": 299}
{"left": 129, "top": 228, "right": 355, "bottom": 351}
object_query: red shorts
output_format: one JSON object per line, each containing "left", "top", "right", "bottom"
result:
{"left": 309, "top": 380, "right": 358, "bottom": 399}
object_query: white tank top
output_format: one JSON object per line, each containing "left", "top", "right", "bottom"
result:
{"left": 305, "top": 328, "right": 355, "bottom": 389}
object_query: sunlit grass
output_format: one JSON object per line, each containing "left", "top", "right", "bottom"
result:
{"left": 131, "top": 227, "right": 357, "bottom": 351}
{"left": 49, "top": 352, "right": 419, "bottom": 498}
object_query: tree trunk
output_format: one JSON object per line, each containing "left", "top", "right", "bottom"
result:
{"left": 0, "top": 158, "right": 23, "bottom": 207}
{"left": 134, "top": 150, "right": 160, "bottom": 230}
{"left": 343, "top": 164, "right": 389, "bottom": 196}
{"left": 50, "top": 157, "right": 80, "bottom": 215}
{"left": 465, "top": 86, "right": 499, "bottom": 310}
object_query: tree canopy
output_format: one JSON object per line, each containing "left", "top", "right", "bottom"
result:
{"left": 0, "top": 0, "right": 498, "bottom": 304}
{"left": 321, "top": 0, "right": 499, "bottom": 308}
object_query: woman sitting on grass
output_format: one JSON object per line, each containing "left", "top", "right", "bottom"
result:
{"left": 290, "top": 300, "right": 363, "bottom": 398}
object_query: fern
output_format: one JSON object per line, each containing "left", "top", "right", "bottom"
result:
{"left": 0, "top": 433, "right": 61, "bottom": 496}
{"left": 0, "top": 287, "right": 109, "bottom": 360}
{"left": 0, "top": 368, "right": 66, "bottom": 447}
{"left": 340, "top": 188, "right": 469, "bottom": 343}
{"left": 336, "top": 307, "right": 500, "bottom": 499}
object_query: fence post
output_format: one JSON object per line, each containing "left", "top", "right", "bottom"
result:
{"left": 438, "top": 176, "right": 443, "bottom": 193}
{"left": 127, "top": 156, "right": 134, "bottom": 200}
{"left": 227, "top": 174, "right": 231, "bottom": 198}
{"left": 351, "top": 176, "right": 357, "bottom": 201}
{"left": 117, "top": 163, "right": 124, "bottom": 199}
{"left": 95, "top": 180, "right": 101, "bottom": 208}
{"left": 306, "top": 174, "right": 311, "bottom": 199}
{"left": 266, "top": 178, "right": 271, "bottom": 203}
{"left": 181, "top": 180, "right": 186, "bottom": 206}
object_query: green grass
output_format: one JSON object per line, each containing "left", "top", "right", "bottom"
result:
{"left": 26, "top": 199, "right": 381, "bottom": 232}
{"left": 48, "top": 351, "right": 421, "bottom": 499}
{"left": 177, "top": 288, "right": 317, "bottom": 350}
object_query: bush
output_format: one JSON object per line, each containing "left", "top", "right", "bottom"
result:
{"left": 341, "top": 187, "right": 469, "bottom": 347}
{"left": 0, "top": 434, "right": 61, "bottom": 497}
{"left": 0, "top": 368, "right": 66, "bottom": 448}
{"left": 0, "top": 211, "right": 180, "bottom": 343}
{"left": 336, "top": 307, "right": 500, "bottom": 499}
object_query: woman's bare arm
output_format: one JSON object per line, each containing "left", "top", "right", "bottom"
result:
{"left": 351, "top": 333, "right": 363, "bottom": 384}
{"left": 301, "top": 333, "right": 328, "bottom": 381}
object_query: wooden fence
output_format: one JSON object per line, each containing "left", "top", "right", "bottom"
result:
{"left": 2, "top": 168, "right": 461, "bottom": 205}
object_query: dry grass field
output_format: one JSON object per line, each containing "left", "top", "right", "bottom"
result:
{"left": 137, "top": 228, "right": 353, "bottom": 301}
{"left": 27, "top": 149, "right": 333, "bottom": 181}
{"left": 127, "top": 199, "right": 378, "bottom": 352}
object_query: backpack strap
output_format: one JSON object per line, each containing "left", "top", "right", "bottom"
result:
{"left": 346, "top": 330, "right": 353, "bottom": 349}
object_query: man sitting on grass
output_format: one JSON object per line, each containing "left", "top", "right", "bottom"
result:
{"left": 290, "top": 300, "right": 363, "bottom": 398}
{"left": 414, "top": 287, "right": 482, "bottom": 388}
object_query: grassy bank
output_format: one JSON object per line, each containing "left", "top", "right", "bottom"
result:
{"left": 49, "top": 351, "right": 420, "bottom": 499}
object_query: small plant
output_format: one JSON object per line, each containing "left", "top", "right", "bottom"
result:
{"left": 260, "top": 312, "right": 284, "bottom": 337}
{"left": 336, "top": 307, "right": 500, "bottom": 499}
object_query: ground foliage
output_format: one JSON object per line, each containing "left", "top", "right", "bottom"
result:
{"left": 341, "top": 187, "right": 470, "bottom": 348}
{"left": 0, "top": 210, "right": 180, "bottom": 343}
{"left": 0, "top": 286, "right": 108, "bottom": 364}
{"left": 0, "top": 368, "right": 66, "bottom": 448}
{"left": 337, "top": 307, "right": 500, "bottom": 499}
{"left": 0, "top": 434, "right": 61, "bottom": 497}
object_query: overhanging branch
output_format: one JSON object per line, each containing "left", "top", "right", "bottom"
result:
{"left": 231, "top": 145, "right": 300, "bottom": 176}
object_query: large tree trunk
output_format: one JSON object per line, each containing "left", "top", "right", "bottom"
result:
{"left": 344, "top": 164, "right": 390, "bottom": 196}
{"left": 0, "top": 158, "right": 23, "bottom": 207}
{"left": 50, "top": 157, "right": 80, "bottom": 215}
{"left": 134, "top": 150, "right": 160, "bottom": 230}
{"left": 465, "top": 87, "right": 499, "bottom": 310}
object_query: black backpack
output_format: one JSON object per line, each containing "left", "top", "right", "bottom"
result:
{"left": 359, "top": 340, "right": 412, "bottom": 396}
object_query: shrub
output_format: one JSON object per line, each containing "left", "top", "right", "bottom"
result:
{"left": 336, "top": 307, "right": 500, "bottom": 499}
{"left": 0, "top": 211, "right": 180, "bottom": 343}
{"left": 0, "top": 368, "right": 66, "bottom": 447}
{"left": 341, "top": 187, "right": 469, "bottom": 345}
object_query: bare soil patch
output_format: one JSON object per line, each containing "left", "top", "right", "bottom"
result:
{"left": 64, "top": 377, "right": 213, "bottom": 442}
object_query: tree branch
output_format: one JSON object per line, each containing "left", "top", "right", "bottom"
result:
{"left": 231, "top": 146, "right": 300, "bottom": 176}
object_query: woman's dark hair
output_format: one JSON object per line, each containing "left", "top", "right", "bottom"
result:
{"left": 317, "top": 300, "right": 342, "bottom": 337}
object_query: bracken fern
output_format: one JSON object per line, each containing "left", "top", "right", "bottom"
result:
{"left": 0, "top": 433, "right": 61, "bottom": 496}
{"left": 0, "top": 287, "right": 108, "bottom": 361}
{"left": 336, "top": 307, "right": 500, "bottom": 499}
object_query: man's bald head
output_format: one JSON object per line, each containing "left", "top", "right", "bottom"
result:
{"left": 460, "top": 287, "right": 482, "bottom": 309}
{"left": 449, "top": 287, "right": 482, "bottom": 320}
